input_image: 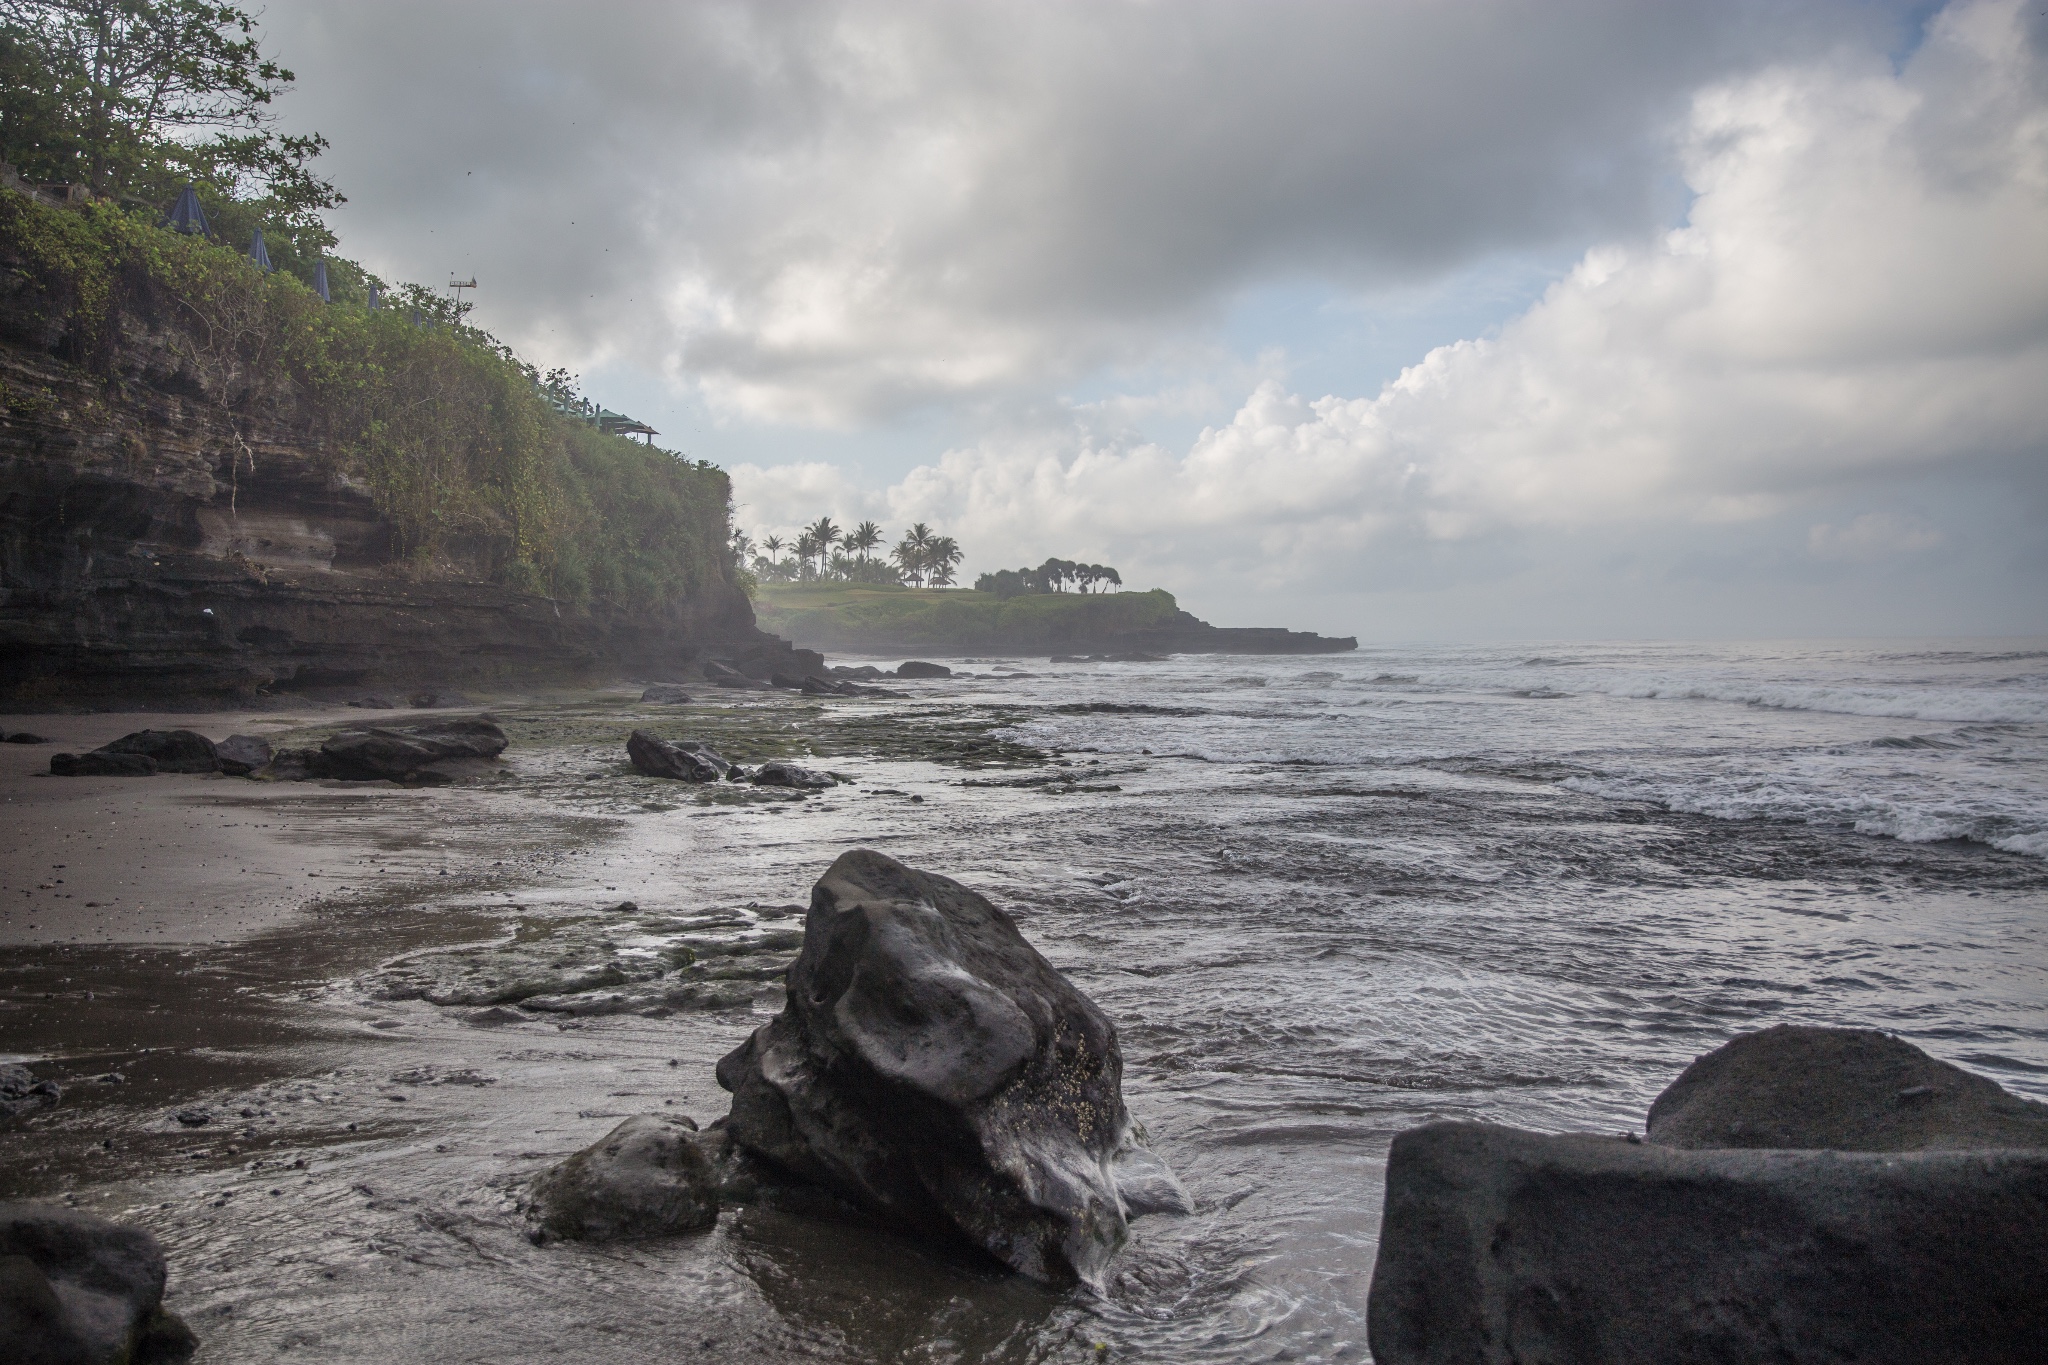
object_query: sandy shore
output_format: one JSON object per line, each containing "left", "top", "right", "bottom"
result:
{"left": 0, "top": 687, "right": 1037, "bottom": 1362}
{"left": 0, "top": 705, "right": 519, "bottom": 948}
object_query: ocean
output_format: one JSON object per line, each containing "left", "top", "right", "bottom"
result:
{"left": 899, "top": 636, "right": 2048, "bottom": 1359}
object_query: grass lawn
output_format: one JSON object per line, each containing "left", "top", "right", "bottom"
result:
{"left": 750, "top": 583, "right": 1186, "bottom": 654}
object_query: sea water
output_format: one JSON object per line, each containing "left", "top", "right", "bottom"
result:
{"left": 917, "top": 637, "right": 2048, "bottom": 1358}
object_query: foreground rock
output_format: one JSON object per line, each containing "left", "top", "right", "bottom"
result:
{"left": 315, "top": 717, "right": 508, "bottom": 781}
{"left": 527, "top": 1116, "right": 719, "bottom": 1243}
{"left": 0, "top": 1203, "right": 196, "bottom": 1363}
{"left": 1647, "top": 1023, "right": 2048, "bottom": 1151}
{"left": 627, "top": 730, "right": 731, "bottom": 781}
{"left": 1368, "top": 1124, "right": 2048, "bottom": 1365}
{"left": 715, "top": 848, "right": 1190, "bottom": 1286}
{"left": 1367, "top": 1027, "right": 2048, "bottom": 1364}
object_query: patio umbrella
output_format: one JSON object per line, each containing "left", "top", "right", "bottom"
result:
{"left": 165, "top": 185, "right": 209, "bottom": 236}
{"left": 248, "top": 228, "right": 273, "bottom": 272}
{"left": 313, "top": 259, "right": 331, "bottom": 302}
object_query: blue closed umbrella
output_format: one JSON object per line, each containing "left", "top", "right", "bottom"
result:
{"left": 248, "top": 227, "right": 273, "bottom": 272}
{"left": 165, "top": 185, "right": 209, "bottom": 236}
{"left": 366, "top": 283, "right": 381, "bottom": 310}
{"left": 313, "top": 259, "right": 331, "bottom": 302}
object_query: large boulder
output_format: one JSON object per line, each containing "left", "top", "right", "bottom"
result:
{"left": 1366, "top": 1123, "right": 2048, "bottom": 1365}
{"left": 318, "top": 717, "right": 507, "bottom": 781}
{"left": 893, "top": 661, "right": 951, "bottom": 679}
{"left": 714, "top": 849, "right": 1189, "bottom": 1287}
{"left": 1647, "top": 1024, "right": 2048, "bottom": 1151}
{"left": 527, "top": 1115, "right": 719, "bottom": 1243}
{"left": 0, "top": 1203, "right": 196, "bottom": 1364}
{"left": 1366, "top": 1027, "right": 2048, "bottom": 1365}
{"left": 92, "top": 731, "right": 217, "bottom": 774}
{"left": 626, "top": 731, "right": 729, "bottom": 781}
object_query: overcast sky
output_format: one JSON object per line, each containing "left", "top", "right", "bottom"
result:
{"left": 257, "top": 0, "right": 2048, "bottom": 640}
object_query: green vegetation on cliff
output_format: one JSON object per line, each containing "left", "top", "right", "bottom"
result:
{"left": 752, "top": 582, "right": 1184, "bottom": 653}
{"left": 0, "top": 190, "right": 734, "bottom": 614}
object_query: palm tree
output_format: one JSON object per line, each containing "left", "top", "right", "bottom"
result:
{"left": 926, "top": 535, "right": 964, "bottom": 587}
{"left": 762, "top": 534, "right": 785, "bottom": 566}
{"left": 848, "top": 520, "right": 883, "bottom": 560}
{"left": 730, "top": 529, "right": 754, "bottom": 563}
{"left": 893, "top": 522, "right": 935, "bottom": 587}
{"left": 807, "top": 517, "right": 842, "bottom": 559}
{"left": 795, "top": 531, "right": 820, "bottom": 579}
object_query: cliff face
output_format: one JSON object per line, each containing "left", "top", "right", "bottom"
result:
{"left": 0, "top": 260, "right": 782, "bottom": 704}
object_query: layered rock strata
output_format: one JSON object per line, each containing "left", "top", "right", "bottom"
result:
{"left": 0, "top": 321, "right": 799, "bottom": 702}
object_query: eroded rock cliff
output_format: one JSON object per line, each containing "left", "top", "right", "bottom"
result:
{"left": 0, "top": 195, "right": 794, "bottom": 703}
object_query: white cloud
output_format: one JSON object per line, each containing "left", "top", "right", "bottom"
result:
{"left": 732, "top": 0, "right": 2047, "bottom": 601}
{"left": 262, "top": 0, "right": 1910, "bottom": 425}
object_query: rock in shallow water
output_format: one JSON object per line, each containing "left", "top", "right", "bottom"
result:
{"left": 714, "top": 848, "right": 1189, "bottom": 1287}
{"left": 527, "top": 1115, "right": 719, "bottom": 1243}
{"left": 1646, "top": 1023, "right": 2048, "bottom": 1151}
{"left": 318, "top": 718, "right": 507, "bottom": 781}
{"left": 1366, "top": 1027, "right": 2048, "bottom": 1365}
{"left": 1366, "top": 1123, "right": 2048, "bottom": 1365}
{"left": 627, "top": 730, "right": 729, "bottom": 781}
{"left": 749, "top": 759, "right": 835, "bottom": 789}
{"left": 0, "top": 1065, "right": 60, "bottom": 1117}
{"left": 0, "top": 1203, "right": 196, "bottom": 1364}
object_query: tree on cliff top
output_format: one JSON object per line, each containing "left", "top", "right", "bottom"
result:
{"left": 0, "top": 0, "right": 340, "bottom": 256}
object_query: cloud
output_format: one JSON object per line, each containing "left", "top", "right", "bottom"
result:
{"left": 259, "top": 0, "right": 1912, "bottom": 425}
{"left": 1808, "top": 514, "right": 1945, "bottom": 562}
{"left": 728, "top": 0, "right": 2047, "bottom": 607}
